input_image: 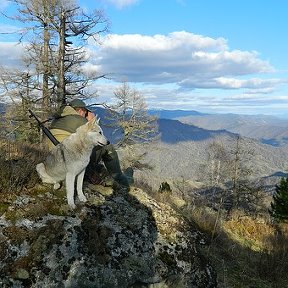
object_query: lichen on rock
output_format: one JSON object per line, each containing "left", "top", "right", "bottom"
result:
{"left": 0, "top": 185, "right": 217, "bottom": 287}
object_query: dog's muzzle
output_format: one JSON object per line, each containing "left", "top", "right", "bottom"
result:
{"left": 99, "top": 140, "right": 110, "bottom": 146}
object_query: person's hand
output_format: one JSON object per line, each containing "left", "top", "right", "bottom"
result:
{"left": 86, "top": 110, "right": 95, "bottom": 121}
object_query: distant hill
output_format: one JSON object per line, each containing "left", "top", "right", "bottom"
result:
{"left": 146, "top": 109, "right": 288, "bottom": 147}
{"left": 148, "top": 109, "right": 206, "bottom": 119}
{"left": 94, "top": 108, "right": 288, "bottom": 188}
{"left": 130, "top": 117, "right": 288, "bottom": 190}
{"left": 157, "top": 118, "right": 235, "bottom": 144}
{"left": 152, "top": 112, "right": 288, "bottom": 147}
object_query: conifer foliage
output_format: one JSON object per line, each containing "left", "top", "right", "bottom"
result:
{"left": 269, "top": 177, "right": 288, "bottom": 222}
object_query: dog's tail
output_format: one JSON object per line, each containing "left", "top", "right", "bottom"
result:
{"left": 36, "top": 163, "right": 45, "bottom": 175}
{"left": 36, "top": 162, "right": 50, "bottom": 183}
{"left": 36, "top": 163, "right": 61, "bottom": 190}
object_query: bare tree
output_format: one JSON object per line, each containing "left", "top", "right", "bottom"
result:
{"left": 11, "top": 0, "right": 109, "bottom": 106}
{"left": 204, "top": 136, "right": 262, "bottom": 215}
{"left": 6, "top": 0, "right": 60, "bottom": 110}
{"left": 206, "top": 140, "right": 231, "bottom": 188}
{"left": 107, "top": 82, "right": 159, "bottom": 169}
{"left": 52, "top": 3, "right": 109, "bottom": 106}
{"left": 228, "top": 135, "right": 254, "bottom": 212}
{"left": 173, "top": 176, "right": 191, "bottom": 199}
{"left": 0, "top": 66, "right": 43, "bottom": 141}
{"left": 1, "top": 0, "right": 109, "bottom": 141}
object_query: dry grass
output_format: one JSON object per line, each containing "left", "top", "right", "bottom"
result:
{"left": 223, "top": 212, "right": 274, "bottom": 251}
{"left": 189, "top": 206, "right": 221, "bottom": 237}
{"left": 0, "top": 138, "right": 47, "bottom": 194}
{"left": 187, "top": 207, "right": 288, "bottom": 287}
{"left": 141, "top": 178, "right": 288, "bottom": 288}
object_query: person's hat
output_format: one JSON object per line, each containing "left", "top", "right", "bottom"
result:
{"left": 69, "top": 99, "right": 91, "bottom": 111}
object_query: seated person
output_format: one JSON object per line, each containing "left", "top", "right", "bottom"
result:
{"left": 48, "top": 98, "right": 130, "bottom": 188}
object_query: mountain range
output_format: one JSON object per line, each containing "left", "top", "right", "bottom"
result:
{"left": 148, "top": 109, "right": 288, "bottom": 147}
{"left": 95, "top": 108, "right": 288, "bottom": 189}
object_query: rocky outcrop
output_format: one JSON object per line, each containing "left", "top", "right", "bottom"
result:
{"left": 0, "top": 185, "right": 217, "bottom": 287}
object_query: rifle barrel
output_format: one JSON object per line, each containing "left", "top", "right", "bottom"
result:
{"left": 28, "top": 109, "right": 60, "bottom": 146}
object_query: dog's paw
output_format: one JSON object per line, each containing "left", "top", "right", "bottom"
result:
{"left": 68, "top": 202, "right": 76, "bottom": 209}
{"left": 78, "top": 195, "right": 87, "bottom": 203}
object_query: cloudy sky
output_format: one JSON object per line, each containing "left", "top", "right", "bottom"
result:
{"left": 0, "top": 0, "right": 288, "bottom": 117}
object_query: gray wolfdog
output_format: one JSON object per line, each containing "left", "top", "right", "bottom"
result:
{"left": 36, "top": 117, "right": 109, "bottom": 209}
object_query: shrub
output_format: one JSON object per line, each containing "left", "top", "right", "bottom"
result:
{"left": 0, "top": 139, "right": 46, "bottom": 193}
{"left": 269, "top": 177, "right": 288, "bottom": 223}
{"left": 158, "top": 181, "right": 172, "bottom": 194}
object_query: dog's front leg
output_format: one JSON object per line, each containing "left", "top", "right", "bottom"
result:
{"left": 66, "top": 172, "right": 76, "bottom": 209}
{"left": 76, "top": 169, "right": 87, "bottom": 203}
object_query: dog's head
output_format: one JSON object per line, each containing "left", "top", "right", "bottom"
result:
{"left": 83, "top": 117, "right": 109, "bottom": 147}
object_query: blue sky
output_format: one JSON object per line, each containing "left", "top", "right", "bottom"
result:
{"left": 0, "top": 0, "right": 288, "bottom": 117}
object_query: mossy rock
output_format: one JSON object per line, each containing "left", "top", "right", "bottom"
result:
{"left": 2, "top": 226, "right": 32, "bottom": 245}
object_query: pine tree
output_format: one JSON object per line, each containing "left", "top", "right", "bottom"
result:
{"left": 269, "top": 177, "right": 288, "bottom": 222}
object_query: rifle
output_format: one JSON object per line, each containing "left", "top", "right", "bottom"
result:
{"left": 28, "top": 109, "right": 60, "bottom": 146}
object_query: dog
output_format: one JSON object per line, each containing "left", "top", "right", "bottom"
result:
{"left": 36, "top": 117, "right": 109, "bottom": 209}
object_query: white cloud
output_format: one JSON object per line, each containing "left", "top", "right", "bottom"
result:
{"left": 104, "top": 0, "right": 139, "bottom": 9}
{"left": 1, "top": 30, "right": 287, "bottom": 115}
{"left": 1, "top": 31, "right": 278, "bottom": 92}
{"left": 90, "top": 31, "right": 276, "bottom": 92}
{"left": 0, "top": 24, "right": 21, "bottom": 34}
{"left": 0, "top": 0, "right": 9, "bottom": 10}
{"left": 181, "top": 77, "right": 285, "bottom": 90}
{"left": 0, "top": 42, "right": 24, "bottom": 67}
{"left": 102, "top": 31, "right": 228, "bottom": 51}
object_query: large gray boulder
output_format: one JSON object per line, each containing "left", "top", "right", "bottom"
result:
{"left": 0, "top": 185, "right": 217, "bottom": 287}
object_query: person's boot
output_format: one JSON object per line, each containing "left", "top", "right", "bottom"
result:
{"left": 112, "top": 173, "right": 130, "bottom": 188}
{"left": 124, "top": 167, "right": 134, "bottom": 185}
{"left": 102, "top": 146, "right": 130, "bottom": 188}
